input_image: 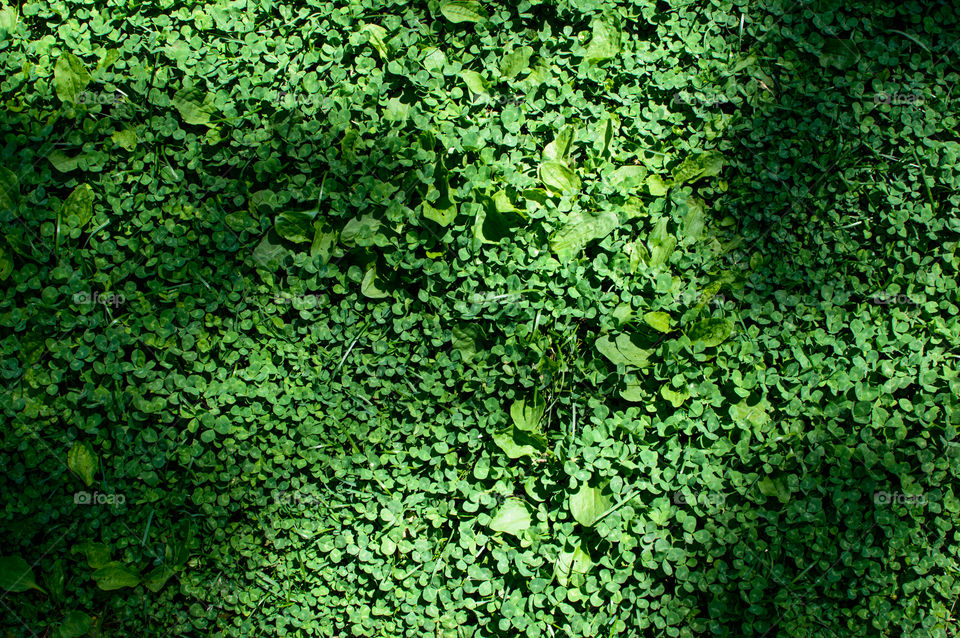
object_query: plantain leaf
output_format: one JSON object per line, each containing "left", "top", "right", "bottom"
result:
{"left": 549, "top": 210, "right": 618, "bottom": 262}
{"left": 489, "top": 499, "right": 531, "bottom": 536}
{"left": 62, "top": 184, "right": 94, "bottom": 228}
{"left": 172, "top": 87, "right": 217, "bottom": 126}
{"left": 0, "top": 167, "right": 19, "bottom": 212}
{"left": 438, "top": 0, "right": 483, "bottom": 23}
{"left": 643, "top": 311, "right": 672, "bottom": 333}
{"left": 54, "top": 53, "right": 92, "bottom": 104}
{"left": 539, "top": 160, "right": 581, "bottom": 194}
{"left": 688, "top": 318, "right": 734, "bottom": 347}
{"left": 67, "top": 442, "right": 97, "bottom": 487}
{"left": 91, "top": 563, "right": 140, "bottom": 591}
{"left": 0, "top": 556, "right": 45, "bottom": 593}
{"left": 569, "top": 483, "right": 612, "bottom": 527}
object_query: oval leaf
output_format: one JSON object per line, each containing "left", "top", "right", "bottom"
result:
{"left": 643, "top": 311, "right": 672, "bottom": 333}
{"left": 549, "top": 210, "right": 618, "bottom": 262}
{"left": 0, "top": 167, "right": 19, "bottom": 212}
{"left": 67, "top": 441, "right": 97, "bottom": 487}
{"left": 569, "top": 483, "right": 612, "bottom": 527}
{"left": 438, "top": 0, "right": 483, "bottom": 23}
{"left": 539, "top": 160, "right": 581, "bottom": 194}
{"left": 91, "top": 564, "right": 140, "bottom": 591}
{"left": 54, "top": 53, "right": 92, "bottom": 104}
{"left": 688, "top": 318, "right": 734, "bottom": 347}
{"left": 275, "top": 211, "right": 315, "bottom": 243}
{"left": 0, "top": 555, "right": 44, "bottom": 593}
{"left": 489, "top": 499, "right": 531, "bottom": 536}
{"left": 62, "top": 184, "right": 94, "bottom": 228}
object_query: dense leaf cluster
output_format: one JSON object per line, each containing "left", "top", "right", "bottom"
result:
{"left": 1, "top": 0, "right": 959, "bottom": 636}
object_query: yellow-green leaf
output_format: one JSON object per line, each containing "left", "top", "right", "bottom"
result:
{"left": 438, "top": 0, "right": 483, "bottom": 23}
{"left": 539, "top": 160, "right": 581, "bottom": 194}
{"left": 361, "top": 23, "right": 389, "bottom": 60}
{"left": 643, "top": 311, "right": 672, "bottom": 333}
{"left": 172, "top": 87, "right": 217, "bottom": 126}
{"left": 111, "top": 127, "right": 138, "bottom": 151}
{"left": 489, "top": 499, "right": 531, "bottom": 536}
{"left": 688, "top": 318, "right": 734, "bottom": 347}
{"left": 0, "top": 167, "right": 18, "bottom": 212}
{"left": 569, "top": 483, "right": 611, "bottom": 527}
{"left": 62, "top": 184, "right": 94, "bottom": 228}
{"left": 67, "top": 441, "right": 98, "bottom": 487}
{"left": 549, "top": 210, "right": 618, "bottom": 262}
{"left": 54, "top": 53, "right": 92, "bottom": 104}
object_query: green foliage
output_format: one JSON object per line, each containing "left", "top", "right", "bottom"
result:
{"left": 1, "top": 0, "right": 959, "bottom": 636}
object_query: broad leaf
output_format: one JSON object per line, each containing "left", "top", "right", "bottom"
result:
{"left": 493, "top": 426, "right": 547, "bottom": 459}
{"left": 643, "top": 311, "right": 672, "bottom": 333}
{"left": 58, "top": 611, "right": 93, "bottom": 638}
{"left": 62, "top": 184, "right": 94, "bottom": 228}
{"left": 77, "top": 541, "right": 111, "bottom": 569}
{"left": 539, "top": 160, "right": 580, "bottom": 194}
{"left": 549, "top": 210, "right": 618, "bottom": 262}
{"left": 688, "top": 318, "right": 734, "bottom": 347}
{"left": 0, "top": 556, "right": 44, "bottom": 593}
{"left": 584, "top": 18, "right": 621, "bottom": 63}
{"left": 596, "top": 334, "right": 652, "bottom": 368}
{"left": 91, "top": 563, "right": 140, "bottom": 591}
{"left": 647, "top": 218, "right": 676, "bottom": 267}
{"left": 569, "top": 483, "right": 612, "bottom": 527}
{"left": 510, "top": 396, "right": 545, "bottom": 432}
{"left": 67, "top": 441, "right": 97, "bottom": 487}
{"left": 438, "top": 0, "right": 483, "bottom": 23}
{"left": 461, "top": 70, "right": 488, "bottom": 95}
{"left": 488, "top": 499, "right": 531, "bottom": 536}
{"left": 172, "top": 87, "right": 216, "bottom": 126}
{"left": 143, "top": 565, "right": 177, "bottom": 593}
{"left": 360, "top": 264, "right": 390, "bottom": 299}
{"left": 646, "top": 174, "right": 670, "bottom": 196}
{"left": 54, "top": 53, "right": 92, "bottom": 104}
{"left": 452, "top": 325, "right": 481, "bottom": 363}
{"left": 555, "top": 543, "right": 592, "bottom": 587}
{"left": 0, "top": 167, "right": 18, "bottom": 212}
{"left": 251, "top": 231, "right": 289, "bottom": 271}
{"left": 672, "top": 151, "right": 724, "bottom": 186}
{"left": 340, "top": 214, "right": 382, "bottom": 247}
{"left": 500, "top": 46, "right": 533, "bottom": 80}
{"left": 542, "top": 127, "right": 574, "bottom": 163}
{"left": 275, "top": 211, "right": 315, "bottom": 243}
{"left": 361, "top": 23, "right": 389, "bottom": 60}
{"left": 47, "top": 151, "right": 80, "bottom": 173}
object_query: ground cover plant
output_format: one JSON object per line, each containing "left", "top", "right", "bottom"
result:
{"left": 1, "top": 0, "right": 959, "bottom": 636}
